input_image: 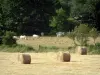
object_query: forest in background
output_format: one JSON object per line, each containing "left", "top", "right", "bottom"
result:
{"left": 0, "top": 0, "right": 100, "bottom": 35}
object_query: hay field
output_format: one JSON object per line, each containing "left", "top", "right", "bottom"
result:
{"left": 17, "top": 36, "right": 100, "bottom": 51}
{"left": 0, "top": 52, "right": 100, "bottom": 75}
{"left": 0, "top": 36, "right": 100, "bottom": 75}
{"left": 17, "top": 36, "right": 74, "bottom": 50}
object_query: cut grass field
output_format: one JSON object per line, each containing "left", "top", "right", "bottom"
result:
{"left": 0, "top": 36, "right": 100, "bottom": 75}
{"left": 0, "top": 52, "right": 100, "bottom": 75}
{"left": 17, "top": 36, "right": 100, "bottom": 52}
{"left": 17, "top": 36, "right": 74, "bottom": 50}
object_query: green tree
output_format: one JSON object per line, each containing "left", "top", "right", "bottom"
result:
{"left": 0, "top": 0, "right": 57, "bottom": 35}
{"left": 2, "top": 31, "right": 16, "bottom": 45}
{"left": 67, "top": 31, "right": 76, "bottom": 45}
{"left": 50, "top": 8, "right": 68, "bottom": 32}
{"left": 70, "top": 0, "right": 100, "bottom": 28}
{"left": 74, "top": 24, "right": 90, "bottom": 46}
{"left": 89, "top": 27, "right": 99, "bottom": 45}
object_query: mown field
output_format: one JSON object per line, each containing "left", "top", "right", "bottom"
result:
{"left": 17, "top": 36, "right": 100, "bottom": 51}
{"left": 0, "top": 36, "right": 100, "bottom": 75}
{"left": 17, "top": 36, "right": 74, "bottom": 50}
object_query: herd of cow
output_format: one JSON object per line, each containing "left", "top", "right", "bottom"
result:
{"left": 13, "top": 32, "right": 65, "bottom": 40}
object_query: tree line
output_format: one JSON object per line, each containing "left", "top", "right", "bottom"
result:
{"left": 0, "top": 0, "right": 100, "bottom": 35}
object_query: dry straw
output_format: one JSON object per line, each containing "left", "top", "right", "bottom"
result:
{"left": 77, "top": 46, "right": 87, "bottom": 55}
{"left": 18, "top": 54, "right": 31, "bottom": 64}
{"left": 57, "top": 51, "right": 71, "bottom": 62}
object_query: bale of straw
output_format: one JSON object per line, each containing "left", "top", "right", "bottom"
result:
{"left": 57, "top": 51, "right": 71, "bottom": 62}
{"left": 19, "top": 54, "right": 31, "bottom": 64}
{"left": 77, "top": 46, "right": 87, "bottom": 55}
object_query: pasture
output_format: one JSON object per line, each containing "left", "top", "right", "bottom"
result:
{"left": 17, "top": 36, "right": 74, "bottom": 51}
{"left": 0, "top": 36, "right": 100, "bottom": 75}
{"left": 17, "top": 36, "right": 100, "bottom": 52}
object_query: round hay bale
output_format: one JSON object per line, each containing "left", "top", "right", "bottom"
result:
{"left": 61, "top": 52, "right": 71, "bottom": 62}
{"left": 20, "top": 54, "right": 31, "bottom": 64}
{"left": 57, "top": 51, "right": 71, "bottom": 62}
{"left": 77, "top": 46, "right": 87, "bottom": 55}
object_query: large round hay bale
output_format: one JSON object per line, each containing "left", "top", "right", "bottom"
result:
{"left": 20, "top": 54, "right": 31, "bottom": 64}
{"left": 77, "top": 46, "right": 87, "bottom": 55}
{"left": 57, "top": 51, "right": 71, "bottom": 62}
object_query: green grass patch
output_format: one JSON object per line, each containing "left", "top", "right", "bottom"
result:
{"left": 67, "top": 46, "right": 76, "bottom": 53}
{"left": 36, "top": 45, "right": 74, "bottom": 52}
{"left": 0, "top": 44, "right": 72, "bottom": 53}
{"left": 38, "top": 45, "right": 60, "bottom": 52}
{"left": 0, "top": 44, "right": 35, "bottom": 53}
{"left": 88, "top": 43, "right": 100, "bottom": 54}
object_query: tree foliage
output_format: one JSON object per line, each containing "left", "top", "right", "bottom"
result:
{"left": 50, "top": 8, "right": 68, "bottom": 32}
{"left": 2, "top": 31, "right": 16, "bottom": 45}
{"left": 70, "top": 0, "right": 100, "bottom": 28}
{"left": 0, "top": 0, "right": 57, "bottom": 35}
{"left": 89, "top": 27, "right": 99, "bottom": 44}
{"left": 0, "top": 0, "right": 100, "bottom": 35}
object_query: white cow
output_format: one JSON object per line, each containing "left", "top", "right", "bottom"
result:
{"left": 20, "top": 35, "right": 27, "bottom": 40}
{"left": 56, "top": 32, "right": 65, "bottom": 37}
{"left": 13, "top": 36, "right": 18, "bottom": 39}
{"left": 32, "top": 34, "right": 39, "bottom": 38}
{"left": 41, "top": 32, "right": 44, "bottom": 36}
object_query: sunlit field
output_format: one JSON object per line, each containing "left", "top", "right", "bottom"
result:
{"left": 0, "top": 36, "right": 100, "bottom": 75}
{"left": 17, "top": 36, "right": 74, "bottom": 50}
{"left": 17, "top": 36, "right": 100, "bottom": 50}
{"left": 0, "top": 52, "right": 100, "bottom": 75}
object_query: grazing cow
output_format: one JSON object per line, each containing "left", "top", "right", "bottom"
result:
{"left": 13, "top": 36, "right": 18, "bottom": 40}
{"left": 41, "top": 32, "right": 44, "bottom": 36}
{"left": 32, "top": 34, "right": 39, "bottom": 38}
{"left": 56, "top": 32, "right": 65, "bottom": 37}
{"left": 20, "top": 35, "right": 27, "bottom": 40}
